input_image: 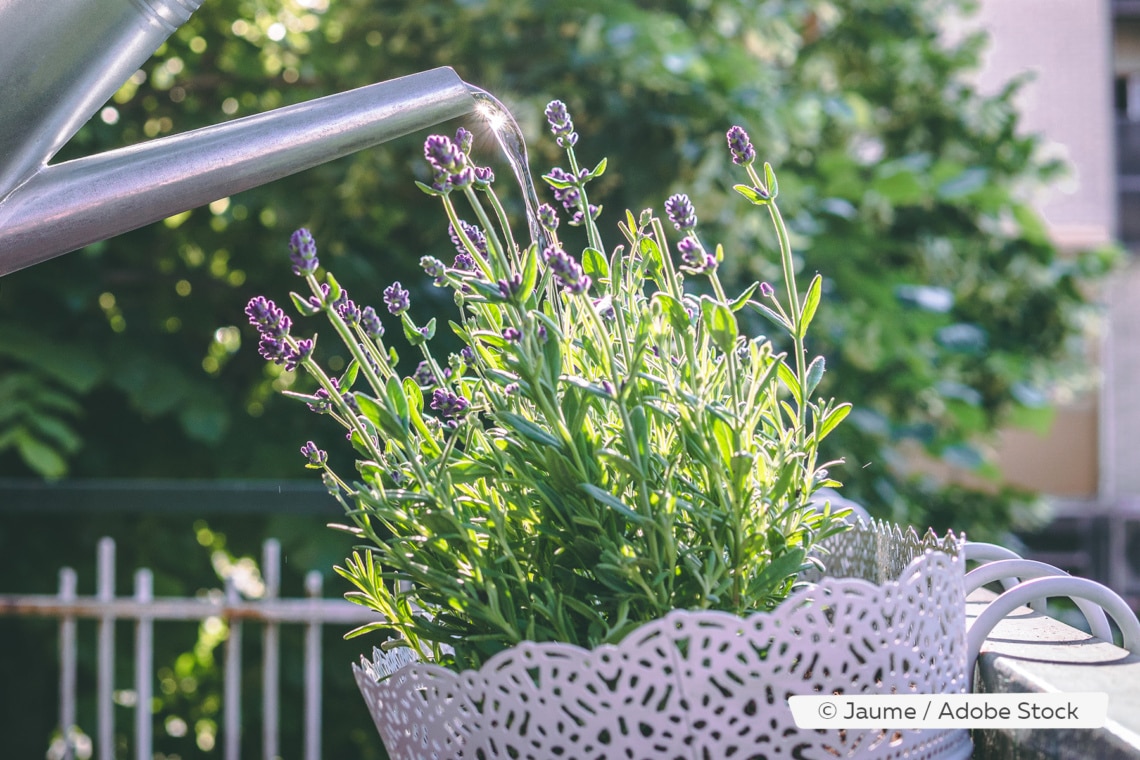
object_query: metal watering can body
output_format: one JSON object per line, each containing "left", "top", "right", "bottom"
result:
{"left": 0, "top": 0, "right": 475, "bottom": 276}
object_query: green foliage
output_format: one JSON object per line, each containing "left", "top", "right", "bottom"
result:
{"left": 255, "top": 118, "right": 850, "bottom": 669}
{"left": 0, "top": 0, "right": 1114, "bottom": 548}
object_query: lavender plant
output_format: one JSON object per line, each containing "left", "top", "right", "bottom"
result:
{"left": 247, "top": 106, "right": 851, "bottom": 671}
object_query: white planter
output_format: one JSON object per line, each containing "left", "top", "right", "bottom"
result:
{"left": 354, "top": 521, "right": 971, "bottom": 759}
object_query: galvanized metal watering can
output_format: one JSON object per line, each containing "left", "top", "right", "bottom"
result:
{"left": 0, "top": 0, "right": 475, "bottom": 276}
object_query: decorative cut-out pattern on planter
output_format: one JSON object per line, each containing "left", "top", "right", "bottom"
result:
{"left": 354, "top": 522, "right": 972, "bottom": 759}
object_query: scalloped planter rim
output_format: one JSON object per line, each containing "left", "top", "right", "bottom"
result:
{"left": 353, "top": 522, "right": 972, "bottom": 760}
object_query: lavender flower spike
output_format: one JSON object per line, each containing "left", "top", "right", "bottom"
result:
{"left": 424, "top": 134, "right": 463, "bottom": 172}
{"left": 246, "top": 295, "right": 291, "bottom": 339}
{"left": 430, "top": 388, "right": 469, "bottom": 419}
{"left": 544, "top": 100, "right": 578, "bottom": 147}
{"left": 300, "top": 440, "right": 327, "bottom": 467}
{"left": 664, "top": 194, "right": 698, "bottom": 231}
{"left": 288, "top": 229, "right": 320, "bottom": 275}
{"left": 726, "top": 125, "right": 756, "bottom": 167}
{"left": 538, "top": 203, "right": 559, "bottom": 232}
{"left": 383, "top": 282, "right": 411, "bottom": 315}
{"left": 359, "top": 306, "right": 384, "bottom": 339}
{"left": 289, "top": 228, "right": 319, "bottom": 276}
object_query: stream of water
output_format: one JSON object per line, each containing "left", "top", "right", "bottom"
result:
{"left": 467, "top": 87, "right": 550, "bottom": 253}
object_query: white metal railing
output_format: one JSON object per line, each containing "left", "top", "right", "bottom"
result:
{"left": 0, "top": 537, "right": 382, "bottom": 760}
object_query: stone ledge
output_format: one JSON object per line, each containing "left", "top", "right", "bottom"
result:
{"left": 968, "top": 589, "right": 1140, "bottom": 759}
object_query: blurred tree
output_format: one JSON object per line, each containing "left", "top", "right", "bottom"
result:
{"left": 0, "top": 0, "right": 1115, "bottom": 618}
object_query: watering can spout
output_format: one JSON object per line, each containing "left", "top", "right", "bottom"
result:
{"left": 0, "top": 0, "right": 476, "bottom": 277}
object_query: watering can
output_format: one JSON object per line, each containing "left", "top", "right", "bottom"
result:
{"left": 0, "top": 0, "right": 475, "bottom": 277}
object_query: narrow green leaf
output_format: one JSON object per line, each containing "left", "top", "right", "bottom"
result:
{"left": 804, "top": 356, "right": 826, "bottom": 398}
{"left": 345, "top": 622, "right": 392, "bottom": 639}
{"left": 581, "top": 247, "right": 609, "bottom": 281}
{"left": 402, "top": 377, "right": 423, "bottom": 415}
{"left": 579, "top": 484, "right": 650, "bottom": 525}
{"left": 770, "top": 461, "right": 798, "bottom": 502}
{"left": 385, "top": 376, "right": 409, "bottom": 429}
{"left": 402, "top": 316, "right": 425, "bottom": 346}
{"left": 467, "top": 279, "right": 506, "bottom": 301}
{"left": 701, "top": 296, "right": 738, "bottom": 354}
{"left": 797, "top": 274, "right": 822, "bottom": 339}
{"left": 710, "top": 415, "right": 734, "bottom": 469}
{"left": 729, "top": 282, "right": 760, "bottom": 312}
{"left": 587, "top": 157, "right": 608, "bottom": 179}
{"left": 354, "top": 393, "right": 384, "bottom": 427}
{"left": 652, "top": 292, "right": 690, "bottom": 333}
{"left": 746, "top": 300, "right": 792, "bottom": 331}
{"left": 541, "top": 172, "right": 576, "bottom": 190}
{"left": 629, "top": 404, "right": 649, "bottom": 465}
{"left": 764, "top": 162, "right": 779, "bottom": 200}
{"left": 519, "top": 243, "right": 540, "bottom": 303}
{"left": 339, "top": 360, "right": 360, "bottom": 391}
{"left": 289, "top": 291, "right": 322, "bottom": 317}
{"left": 325, "top": 272, "right": 343, "bottom": 303}
{"left": 816, "top": 402, "right": 852, "bottom": 442}
{"left": 498, "top": 411, "right": 561, "bottom": 448}
{"left": 542, "top": 329, "right": 562, "bottom": 385}
{"left": 776, "top": 361, "right": 802, "bottom": 406}
{"left": 414, "top": 180, "right": 444, "bottom": 197}
{"left": 732, "top": 183, "right": 770, "bottom": 205}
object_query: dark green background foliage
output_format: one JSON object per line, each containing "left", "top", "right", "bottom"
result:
{"left": 0, "top": 0, "right": 1114, "bottom": 753}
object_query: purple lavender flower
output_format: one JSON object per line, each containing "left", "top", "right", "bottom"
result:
{"left": 498, "top": 273, "right": 522, "bottom": 301}
{"left": 289, "top": 228, "right": 319, "bottom": 276}
{"left": 308, "top": 379, "right": 339, "bottom": 413}
{"left": 307, "top": 282, "right": 331, "bottom": 311}
{"left": 676, "top": 237, "right": 718, "bottom": 275}
{"left": 383, "top": 282, "right": 410, "bottom": 315}
{"left": 258, "top": 334, "right": 290, "bottom": 364}
{"left": 245, "top": 296, "right": 291, "bottom": 339}
{"left": 473, "top": 166, "right": 495, "bottom": 189}
{"left": 547, "top": 167, "right": 580, "bottom": 213}
{"left": 664, "top": 194, "right": 697, "bottom": 231}
{"left": 460, "top": 346, "right": 476, "bottom": 364}
{"left": 424, "top": 134, "right": 474, "bottom": 193}
{"left": 455, "top": 127, "right": 474, "bottom": 155}
{"left": 430, "top": 388, "right": 469, "bottom": 419}
{"left": 412, "top": 360, "right": 437, "bottom": 388}
{"left": 336, "top": 296, "right": 361, "bottom": 326}
{"left": 284, "top": 338, "right": 314, "bottom": 372}
{"left": 538, "top": 203, "right": 559, "bottom": 232}
{"left": 449, "top": 166, "right": 475, "bottom": 191}
{"left": 544, "top": 100, "right": 578, "bottom": 147}
{"left": 545, "top": 246, "right": 591, "bottom": 294}
{"left": 359, "top": 306, "right": 384, "bottom": 339}
{"left": 504, "top": 382, "right": 519, "bottom": 395}
{"left": 726, "top": 125, "right": 756, "bottom": 167}
{"left": 760, "top": 282, "right": 775, "bottom": 298}
{"left": 503, "top": 326, "right": 522, "bottom": 343}
{"left": 449, "top": 221, "right": 488, "bottom": 258}
{"left": 454, "top": 252, "right": 475, "bottom": 271}
{"left": 570, "top": 205, "right": 600, "bottom": 227}
{"left": 300, "top": 440, "right": 327, "bottom": 467}
{"left": 424, "top": 135, "right": 463, "bottom": 172}
{"left": 420, "top": 256, "right": 446, "bottom": 286}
